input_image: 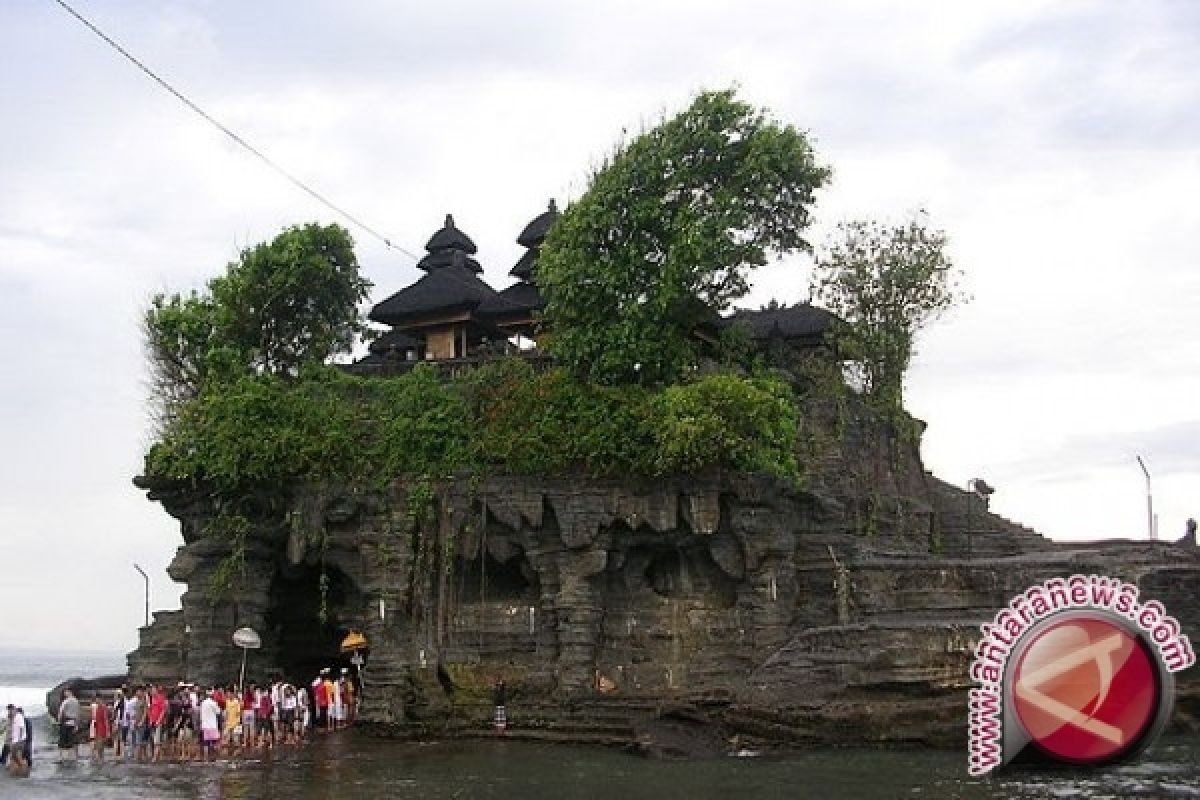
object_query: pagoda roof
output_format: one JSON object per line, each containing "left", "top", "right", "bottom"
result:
{"left": 509, "top": 247, "right": 538, "bottom": 280}
{"left": 417, "top": 248, "right": 482, "bottom": 274}
{"left": 724, "top": 303, "right": 838, "bottom": 342}
{"left": 368, "top": 328, "right": 421, "bottom": 355}
{"left": 516, "top": 200, "right": 558, "bottom": 248}
{"left": 425, "top": 213, "right": 477, "bottom": 255}
{"left": 369, "top": 262, "right": 499, "bottom": 327}
{"left": 477, "top": 280, "right": 544, "bottom": 317}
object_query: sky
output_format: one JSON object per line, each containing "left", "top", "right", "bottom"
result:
{"left": 1, "top": 0, "right": 1197, "bottom": 652}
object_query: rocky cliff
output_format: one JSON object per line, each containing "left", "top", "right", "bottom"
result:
{"left": 128, "top": 408, "right": 1200, "bottom": 751}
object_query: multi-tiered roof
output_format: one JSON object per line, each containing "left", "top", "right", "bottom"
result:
{"left": 360, "top": 204, "right": 836, "bottom": 370}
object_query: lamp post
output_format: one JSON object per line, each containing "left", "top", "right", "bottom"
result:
{"left": 133, "top": 563, "right": 149, "bottom": 627}
{"left": 1136, "top": 455, "right": 1155, "bottom": 541}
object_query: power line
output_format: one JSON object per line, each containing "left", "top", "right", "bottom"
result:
{"left": 51, "top": 0, "right": 420, "bottom": 262}
{"left": 51, "top": 0, "right": 540, "bottom": 315}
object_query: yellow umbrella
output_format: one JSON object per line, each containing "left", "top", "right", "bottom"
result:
{"left": 340, "top": 631, "right": 368, "bottom": 653}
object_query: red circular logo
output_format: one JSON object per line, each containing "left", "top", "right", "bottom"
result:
{"left": 1012, "top": 616, "right": 1159, "bottom": 764}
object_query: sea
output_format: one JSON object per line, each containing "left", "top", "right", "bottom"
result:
{"left": 5, "top": 649, "right": 1200, "bottom": 799}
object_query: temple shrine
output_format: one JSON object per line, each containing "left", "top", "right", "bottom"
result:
{"left": 359, "top": 201, "right": 835, "bottom": 372}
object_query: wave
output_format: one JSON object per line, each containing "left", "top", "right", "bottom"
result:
{"left": 0, "top": 685, "right": 49, "bottom": 718}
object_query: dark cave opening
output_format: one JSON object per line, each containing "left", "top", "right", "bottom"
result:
{"left": 266, "top": 563, "right": 363, "bottom": 685}
{"left": 641, "top": 544, "right": 737, "bottom": 608}
{"left": 455, "top": 550, "right": 539, "bottom": 605}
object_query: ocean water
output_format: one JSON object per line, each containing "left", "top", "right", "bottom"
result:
{"left": 5, "top": 650, "right": 1200, "bottom": 799}
{"left": 0, "top": 648, "right": 125, "bottom": 718}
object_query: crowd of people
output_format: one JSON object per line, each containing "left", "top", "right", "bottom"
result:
{"left": 5, "top": 667, "right": 359, "bottom": 772}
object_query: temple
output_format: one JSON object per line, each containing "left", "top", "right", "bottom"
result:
{"left": 357, "top": 202, "right": 839, "bottom": 376}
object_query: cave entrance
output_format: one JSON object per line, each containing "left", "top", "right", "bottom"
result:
{"left": 456, "top": 550, "right": 539, "bottom": 605}
{"left": 641, "top": 543, "right": 737, "bottom": 607}
{"left": 266, "top": 563, "right": 363, "bottom": 685}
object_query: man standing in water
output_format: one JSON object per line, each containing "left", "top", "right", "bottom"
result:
{"left": 493, "top": 680, "right": 508, "bottom": 734}
{"left": 58, "top": 688, "right": 81, "bottom": 761}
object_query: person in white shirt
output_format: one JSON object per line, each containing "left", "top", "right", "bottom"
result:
{"left": 199, "top": 690, "right": 221, "bottom": 762}
{"left": 7, "top": 705, "right": 28, "bottom": 776}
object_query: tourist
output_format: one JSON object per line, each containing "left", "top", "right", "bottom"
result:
{"left": 177, "top": 688, "right": 198, "bottom": 761}
{"left": 331, "top": 672, "right": 345, "bottom": 729}
{"left": 199, "top": 690, "right": 221, "bottom": 762}
{"left": 256, "top": 685, "right": 274, "bottom": 748}
{"left": 90, "top": 695, "right": 111, "bottom": 762}
{"left": 223, "top": 686, "right": 242, "bottom": 755}
{"left": 493, "top": 680, "right": 507, "bottom": 734}
{"left": 344, "top": 671, "right": 357, "bottom": 724}
{"left": 148, "top": 684, "right": 168, "bottom": 762}
{"left": 241, "top": 684, "right": 257, "bottom": 749}
{"left": 122, "top": 687, "right": 140, "bottom": 760}
{"left": 6, "top": 705, "right": 28, "bottom": 777}
{"left": 133, "top": 686, "right": 150, "bottom": 762}
{"left": 296, "top": 682, "right": 310, "bottom": 739}
{"left": 58, "top": 687, "right": 82, "bottom": 760}
{"left": 312, "top": 671, "right": 326, "bottom": 734}
{"left": 322, "top": 669, "right": 336, "bottom": 731}
{"left": 281, "top": 683, "right": 297, "bottom": 744}
{"left": 112, "top": 689, "right": 127, "bottom": 758}
{"left": 271, "top": 678, "right": 284, "bottom": 743}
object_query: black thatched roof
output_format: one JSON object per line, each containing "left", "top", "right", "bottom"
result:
{"left": 425, "top": 213, "right": 477, "bottom": 255}
{"left": 516, "top": 200, "right": 558, "bottom": 248}
{"left": 510, "top": 247, "right": 538, "bottom": 280}
{"left": 477, "top": 280, "right": 544, "bottom": 317}
{"left": 417, "top": 248, "right": 483, "bottom": 274}
{"left": 369, "top": 263, "right": 499, "bottom": 326}
{"left": 724, "top": 303, "right": 838, "bottom": 342}
{"left": 368, "top": 328, "right": 420, "bottom": 355}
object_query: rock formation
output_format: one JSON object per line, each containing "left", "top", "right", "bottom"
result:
{"left": 128, "top": 404, "right": 1200, "bottom": 752}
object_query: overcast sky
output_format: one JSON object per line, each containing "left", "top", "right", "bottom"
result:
{"left": 2, "top": 0, "right": 1197, "bottom": 652}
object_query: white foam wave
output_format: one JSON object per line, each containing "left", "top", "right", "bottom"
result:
{"left": 0, "top": 685, "right": 49, "bottom": 717}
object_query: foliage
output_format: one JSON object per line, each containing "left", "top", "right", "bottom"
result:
{"left": 145, "top": 360, "right": 802, "bottom": 492}
{"left": 144, "top": 223, "right": 371, "bottom": 427}
{"left": 810, "top": 216, "right": 966, "bottom": 411}
{"left": 650, "top": 372, "right": 798, "bottom": 480}
{"left": 538, "top": 88, "right": 830, "bottom": 386}
{"left": 145, "top": 365, "right": 471, "bottom": 492}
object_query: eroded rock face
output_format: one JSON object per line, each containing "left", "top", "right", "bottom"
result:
{"left": 128, "top": 440, "right": 1200, "bottom": 750}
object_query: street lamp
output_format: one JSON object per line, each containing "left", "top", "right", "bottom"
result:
{"left": 133, "top": 563, "right": 149, "bottom": 627}
{"left": 1136, "top": 455, "right": 1155, "bottom": 541}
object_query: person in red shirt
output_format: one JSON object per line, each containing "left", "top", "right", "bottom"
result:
{"left": 314, "top": 671, "right": 330, "bottom": 731}
{"left": 148, "top": 686, "right": 168, "bottom": 762}
{"left": 256, "top": 687, "right": 274, "bottom": 748}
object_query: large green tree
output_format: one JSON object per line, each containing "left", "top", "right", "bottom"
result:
{"left": 810, "top": 216, "right": 965, "bottom": 410}
{"left": 144, "top": 222, "right": 371, "bottom": 424}
{"left": 538, "top": 89, "right": 831, "bottom": 385}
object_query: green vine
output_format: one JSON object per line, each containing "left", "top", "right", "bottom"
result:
{"left": 208, "top": 512, "right": 250, "bottom": 595}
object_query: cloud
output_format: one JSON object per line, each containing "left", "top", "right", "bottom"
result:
{"left": 3, "top": 0, "right": 1199, "bottom": 649}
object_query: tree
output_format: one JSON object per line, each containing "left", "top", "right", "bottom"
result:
{"left": 810, "top": 216, "right": 965, "bottom": 410}
{"left": 538, "top": 89, "right": 831, "bottom": 385}
{"left": 144, "top": 222, "right": 371, "bottom": 425}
